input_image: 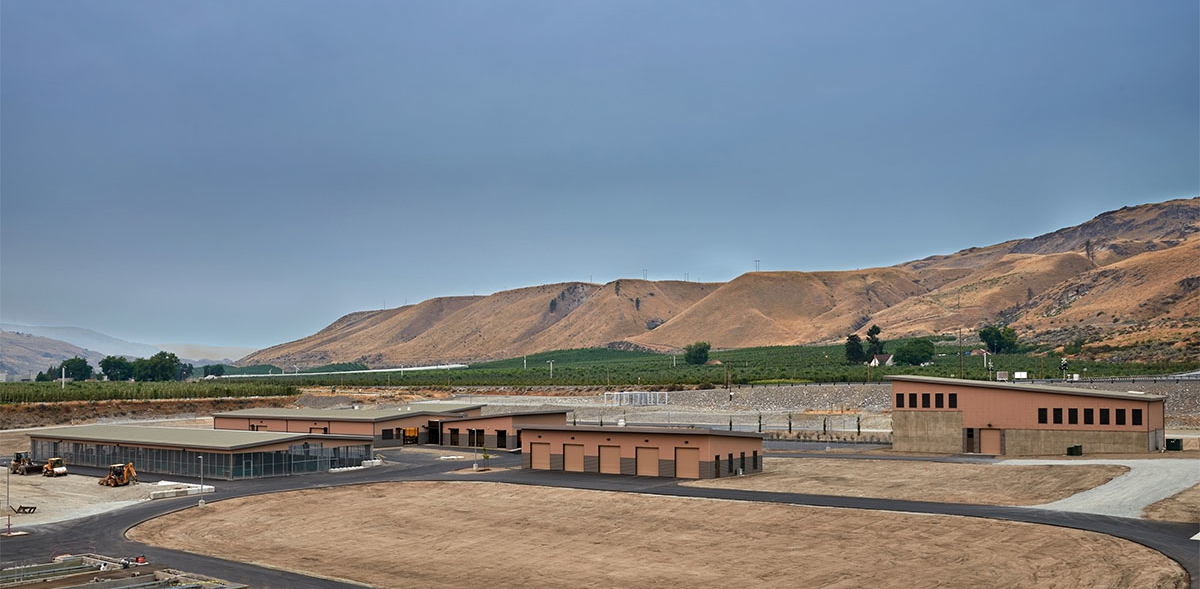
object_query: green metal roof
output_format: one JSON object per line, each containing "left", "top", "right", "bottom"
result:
{"left": 27, "top": 424, "right": 371, "bottom": 451}
{"left": 885, "top": 375, "right": 1166, "bottom": 401}
{"left": 211, "top": 404, "right": 483, "bottom": 422}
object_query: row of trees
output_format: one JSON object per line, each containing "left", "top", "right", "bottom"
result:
{"left": 844, "top": 323, "right": 1026, "bottom": 366}
{"left": 37, "top": 352, "right": 193, "bottom": 383}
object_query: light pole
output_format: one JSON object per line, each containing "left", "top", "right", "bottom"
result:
{"left": 4, "top": 458, "right": 10, "bottom": 535}
{"left": 197, "top": 455, "right": 205, "bottom": 508}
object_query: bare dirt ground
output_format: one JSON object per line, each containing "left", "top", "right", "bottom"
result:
{"left": 1142, "top": 483, "right": 1200, "bottom": 523}
{"left": 128, "top": 481, "right": 1188, "bottom": 589}
{"left": 683, "top": 458, "right": 1128, "bottom": 505}
{"left": 1, "top": 473, "right": 157, "bottom": 527}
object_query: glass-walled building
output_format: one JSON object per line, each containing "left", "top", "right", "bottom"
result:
{"left": 28, "top": 425, "right": 372, "bottom": 480}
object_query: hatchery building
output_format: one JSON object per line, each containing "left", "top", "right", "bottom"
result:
{"left": 212, "top": 403, "right": 485, "bottom": 447}
{"left": 28, "top": 424, "right": 373, "bottom": 480}
{"left": 888, "top": 375, "right": 1166, "bottom": 455}
{"left": 521, "top": 425, "right": 764, "bottom": 479}
{"left": 438, "top": 410, "right": 570, "bottom": 450}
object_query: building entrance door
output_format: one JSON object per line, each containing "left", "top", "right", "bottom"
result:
{"left": 599, "top": 445, "right": 620, "bottom": 474}
{"left": 636, "top": 447, "right": 659, "bottom": 477}
{"left": 980, "top": 429, "right": 1002, "bottom": 455}
{"left": 530, "top": 443, "right": 551, "bottom": 469}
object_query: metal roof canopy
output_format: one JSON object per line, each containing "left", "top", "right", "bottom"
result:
{"left": 519, "top": 424, "right": 765, "bottom": 439}
{"left": 211, "top": 404, "right": 484, "bottom": 422}
{"left": 885, "top": 375, "right": 1166, "bottom": 401}
{"left": 27, "top": 424, "right": 372, "bottom": 451}
{"left": 441, "top": 410, "right": 570, "bottom": 423}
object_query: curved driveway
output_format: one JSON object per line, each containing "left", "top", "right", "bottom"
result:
{"left": 2, "top": 451, "right": 1196, "bottom": 589}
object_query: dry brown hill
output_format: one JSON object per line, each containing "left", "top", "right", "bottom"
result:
{"left": 629, "top": 269, "right": 927, "bottom": 350}
{"left": 240, "top": 197, "right": 1200, "bottom": 367}
{"left": 0, "top": 331, "right": 107, "bottom": 379}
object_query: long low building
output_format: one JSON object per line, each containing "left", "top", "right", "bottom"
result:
{"left": 28, "top": 424, "right": 373, "bottom": 480}
{"left": 520, "top": 425, "right": 764, "bottom": 479}
{"left": 212, "top": 403, "right": 485, "bottom": 447}
{"left": 438, "top": 410, "right": 569, "bottom": 450}
{"left": 888, "top": 375, "right": 1167, "bottom": 455}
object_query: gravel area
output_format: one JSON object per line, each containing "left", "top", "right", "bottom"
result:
{"left": 1003, "top": 458, "right": 1200, "bottom": 519}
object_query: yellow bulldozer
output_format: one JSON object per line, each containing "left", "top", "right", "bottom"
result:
{"left": 8, "top": 452, "right": 38, "bottom": 475}
{"left": 99, "top": 463, "right": 137, "bottom": 487}
{"left": 42, "top": 457, "right": 67, "bottom": 477}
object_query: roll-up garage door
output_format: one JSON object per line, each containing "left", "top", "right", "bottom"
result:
{"left": 599, "top": 446, "right": 620, "bottom": 474}
{"left": 674, "top": 447, "right": 700, "bottom": 479}
{"left": 564, "top": 444, "right": 584, "bottom": 472}
{"left": 980, "top": 429, "right": 1002, "bottom": 455}
{"left": 530, "top": 443, "right": 551, "bottom": 469}
{"left": 636, "top": 447, "right": 659, "bottom": 477}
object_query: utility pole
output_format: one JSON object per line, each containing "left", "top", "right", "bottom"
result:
{"left": 547, "top": 360, "right": 554, "bottom": 379}
{"left": 642, "top": 269, "right": 647, "bottom": 280}
{"left": 61, "top": 366, "right": 65, "bottom": 390}
{"left": 754, "top": 260, "right": 760, "bottom": 272}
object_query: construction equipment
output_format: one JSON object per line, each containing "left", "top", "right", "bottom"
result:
{"left": 98, "top": 463, "right": 137, "bottom": 487}
{"left": 8, "top": 452, "right": 38, "bottom": 475}
{"left": 42, "top": 457, "right": 67, "bottom": 477}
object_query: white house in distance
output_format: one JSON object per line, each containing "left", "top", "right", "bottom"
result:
{"left": 869, "top": 354, "right": 894, "bottom": 367}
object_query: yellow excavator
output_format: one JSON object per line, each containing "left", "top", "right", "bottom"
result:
{"left": 8, "top": 452, "right": 38, "bottom": 475}
{"left": 42, "top": 457, "right": 67, "bottom": 477}
{"left": 99, "top": 463, "right": 137, "bottom": 486}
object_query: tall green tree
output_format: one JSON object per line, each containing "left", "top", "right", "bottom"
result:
{"left": 133, "top": 351, "right": 183, "bottom": 382}
{"left": 60, "top": 357, "right": 93, "bottom": 381}
{"left": 894, "top": 339, "right": 935, "bottom": 365}
{"left": 99, "top": 356, "right": 134, "bottom": 381}
{"left": 844, "top": 334, "right": 867, "bottom": 363}
{"left": 866, "top": 324, "right": 885, "bottom": 355}
{"left": 203, "top": 364, "right": 226, "bottom": 377}
{"left": 978, "top": 324, "right": 1019, "bottom": 353}
{"left": 683, "top": 341, "right": 711, "bottom": 365}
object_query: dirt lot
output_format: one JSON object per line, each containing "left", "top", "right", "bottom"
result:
{"left": 1, "top": 472, "right": 156, "bottom": 527}
{"left": 1143, "top": 483, "right": 1200, "bottom": 523}
{"left": 129, "top": 481, "right": 1187, "bottom": 589}
{"left": 683, "top": 458, "right": 1128, "bottom": 505}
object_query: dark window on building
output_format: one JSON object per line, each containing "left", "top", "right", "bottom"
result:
{"left": 496, "top": 430, "right": 507, "bottom": 448}
{"left": 1038, "top": 408, "right": 1048, "bottom": 424}
{"left": 381, "top": 429, "right": 393, "bottom": 440}
{"left": 753, "top": 451, "right": 759, "bottom": 469}
{"left": 921, "top": 393, "right": 931, "bottom": 408}
{"left": 1052, "top": 408, "right": 1063, "bottom": 424}
{"left": 1132, "top": 409, "right": 1142, "bottom": 426}
{"left": 1115, "top": 409, "right": 1126, "bottom": 426}
{"left": 740, "top": 452, "right": 746, "bottom": 471}
{"left": 1099, "top": 409, "right": 1110, "bottom": 425}
{"left": 1068, "top": 408, "right": 1078, "bottom": 425}
{"left": 728, "top": 453, "right": 734, "bottom": 472}
{"left": 948, "top": 393, "right": 957, "bottom": 409}
{"left": 896, "top": 393, "right": 904, "bottom": 408}
{"left": 450, "top": 428, "right": 460, "bottom": 445}
{"left": 715, "top": 457, "right": 720, "bottom": 477}
{"left": 1084, "top": 408, "right": 1094, "bottom": 425}
{"left": 935, "top": 393, "right": 944, "bottom": 408}
{"left": 908, "top": 393, "right": 917, "bottom": 408}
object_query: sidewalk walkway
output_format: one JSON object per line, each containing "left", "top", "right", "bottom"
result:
{"left": 1000, "top": 458, "right": 1200, "bottom": 518}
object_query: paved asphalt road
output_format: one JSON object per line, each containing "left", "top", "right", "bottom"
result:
{"left": 3, "top": 450, "right": 1196, "bottom": 588}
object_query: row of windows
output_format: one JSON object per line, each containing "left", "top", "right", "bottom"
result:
{"left": 715, "top": 451, "right": 759, "bottom": 477}
{"left": 446, "top": 428, "right": 510, "bottom": 448}
{"left": 1037, "top": 407, "right": 1142, "bottom": 427}
{"left": 896, "top": 392, "right": 957, "bottom": 409}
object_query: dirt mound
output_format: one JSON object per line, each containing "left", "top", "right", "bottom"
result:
{"left": 0, "top": 397, "right": 298, "bottom": 430}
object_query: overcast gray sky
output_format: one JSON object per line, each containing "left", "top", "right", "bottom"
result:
{"left": 2, "top": 1, "right": 1197, "bottom": 350}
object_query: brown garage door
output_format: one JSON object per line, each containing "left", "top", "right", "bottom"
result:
{"left": 674, "top": 447, "right": 700, "bottom": 479}
{"left": 599, "top": 445, "right": 620, "bottom": 474}
{"left": 636, "top": 447, "right": 659, "bottom": 477}
{"left": 980, "top": 429, "right": 1002, "bottom": 455}
{"left": 564, "top": 444, "right": 584, "bottom": 472}
{"left": 530, "top": 442, "right": 551, "bottom": 469}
